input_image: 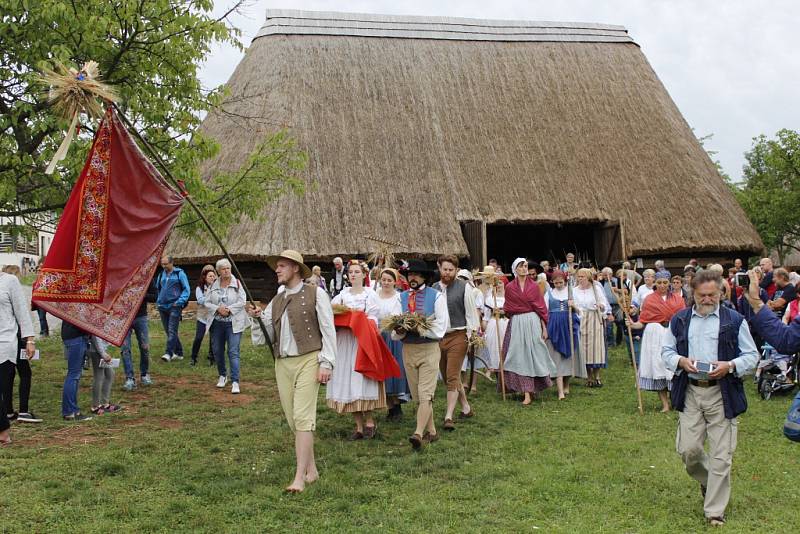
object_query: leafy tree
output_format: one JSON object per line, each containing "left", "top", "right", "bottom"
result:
{"left": 734, "top": 129, "right": 800, "bottom": 264}
{"left": 0, "top": 0, "right": 306, "bottom": 240}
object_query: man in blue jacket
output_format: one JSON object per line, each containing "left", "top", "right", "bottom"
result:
{"left": 156, "top": 255, "right": 190, "bottom": 362}
{"left": 746, "top": 269, "right": 800, "bottom": 352}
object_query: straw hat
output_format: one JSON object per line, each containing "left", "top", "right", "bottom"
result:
{"left": 266, "top": 249, "right": 312, "bottom": 279}
{"left": 474, "top": 265, "right": 496, "bottom": 279}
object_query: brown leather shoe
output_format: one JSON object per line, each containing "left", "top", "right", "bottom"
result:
{"left": 348, "top": 430, "right": 364, "bottom": 441}
{"left": 409, "top": 433, "right": 424, "bottom": 451}
{"left": 708, "top": 516, "right": 725, "bottom": 527}
{"left": 363, "top": 425, "right": 377, "bottom": 439}
{"left": 458, "top": 408, "right": 475, "bottom": 419}
{"left": 443, "top": 418, "right": 456, "bottom": 431}
{"left": 422, "top": 431, "right": 439, "bottom": 444}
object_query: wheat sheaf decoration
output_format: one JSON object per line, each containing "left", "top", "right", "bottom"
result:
{"left": 40, "top": 61, "right": 118, "bottom": 174}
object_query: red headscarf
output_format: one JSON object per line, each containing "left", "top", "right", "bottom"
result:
{"left": 639, "top": 291, "right": 685, "bottom": 324}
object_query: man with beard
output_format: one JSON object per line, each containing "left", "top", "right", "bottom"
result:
{"left": 248, "top": 250, "right": 337, "bottom": 492}
{"left": 661, "top": 270, "right": 758, "bottom": 527}
{"left": 391, "top": 259, "right": 448, "bottom": 450}
{"left": 328, "top": 256, "right": 349, "bottom": 298}
{"left": 433, "top": 255, "right": 478, "bottom": 431}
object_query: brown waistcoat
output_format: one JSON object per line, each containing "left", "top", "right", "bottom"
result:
{"left": 270, "top": 283, "right": 323, "bottom": 357}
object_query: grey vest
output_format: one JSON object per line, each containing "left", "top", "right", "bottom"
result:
{"left": 434, "top": 278, "right": 467, "bottom": 329}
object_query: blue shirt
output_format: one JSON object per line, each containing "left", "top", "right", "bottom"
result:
{"left": 662, "top": 305, "right": 759, "bottom": 379}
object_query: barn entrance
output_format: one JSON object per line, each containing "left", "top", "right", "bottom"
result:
{"left": 460, "top": 220, "right": 624, "bottom": 273}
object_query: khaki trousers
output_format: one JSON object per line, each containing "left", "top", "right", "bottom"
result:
{"left": 439, "top": 330, "right": 468, "bottom": 392}
{"left": 676, "top": 384, "right": 739, "bottom": 518}
{"left": 275, "top": 351, "right": 320, "bottom": 432}
{"left": 403, "top": 342, "right": 440, "bottom": 403}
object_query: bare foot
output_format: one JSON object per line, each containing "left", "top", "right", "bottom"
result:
{"left": 522, "top": 395, "right": 532, "bottom": 405}
{"left": 285, "top": 479, "right": 305, "bottom": 493}
{"left": 660, "top": 407, "right": 670, "bottom": 413}
{"left": 558, "top": 394, "right": 565, "bottom": 400}
{"left": 304, "top": 470, "right": 319, "bottom": 484}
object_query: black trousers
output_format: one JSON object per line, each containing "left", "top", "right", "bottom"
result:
{"left": 0, "top": 361, "right": 15, "bottom": 432}
{"left": 5, "top": 357, "right": 31, "bottom": 415}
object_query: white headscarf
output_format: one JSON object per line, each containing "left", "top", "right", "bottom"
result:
{"left": 511, "top": 257, "right": 527, "bottom": 277}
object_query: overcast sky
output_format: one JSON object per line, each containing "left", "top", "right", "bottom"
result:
{"left": 200, "top": 0, "right": 800, "bottom": 183}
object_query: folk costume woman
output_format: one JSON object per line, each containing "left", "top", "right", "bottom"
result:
{"left": 545, "top": 270, "right": 585, "bottom": 400}
{"left": 627, "top": 272, "right": 685, "bottom": 412}
{"left": 572, "top": 268, "right": 612, "bottom": 387}
{"left": 328, "top": 261, "right": 386, "bottom": 439}
{"left": 374, "top": 268, "right": 410, "bottom": 421}
{"left": 501, "top": 258, "right": 555, "bottom": 405}
{"left": 480, "top": 271, "right": 508, "bottom": 372}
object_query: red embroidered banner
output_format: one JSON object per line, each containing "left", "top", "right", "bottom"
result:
{"left": 32, "top": 108, "right": 184, "bottom": 345}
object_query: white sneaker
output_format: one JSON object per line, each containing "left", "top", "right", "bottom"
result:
{"left": 216, "top": 376, "right": 227, "bottom": 388}
{"left": 231, "top": 382, "right": 240, "bottom": 394}
{"left": 171, "top": 354, "right": 184, "bottom": 361}
{"left": 161, "top": 353, "right": 171, "bottom": 362}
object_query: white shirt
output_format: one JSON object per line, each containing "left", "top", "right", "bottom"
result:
{"left": 253, "top": 282, "right": 337, "bottom": 369}
{"left": 544, "top": 286, "right": 569, "bottom": 310}
{"left": 572, "top": 282, "right": 610, "bottom": 316}
{"left": 482, "top": 292, "right": 506, "bottom": 321}
{"left": 374, "top": 290, "right": 402, "bottom": 321}
{"left": 0, "top": 273, "right": 35, "bottom": 364}
{"left": 332, "top": 287, "right": 379, "bottom": 327}
{"left": 634, "top": 285, "right": 654, "bottom": 310}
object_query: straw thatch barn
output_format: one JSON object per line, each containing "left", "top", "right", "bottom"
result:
{"left": 168, "top": 9, "right": 763, "bottom": 297}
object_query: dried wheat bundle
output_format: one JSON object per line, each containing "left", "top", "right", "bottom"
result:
{"left": 41, "top": 61, "right": 118, "bottom": 120}
{"left": 40, "top": 61, "right": 118, "bottom": 174}
{"left": 468, "top": 332, "right": 486, "bottom": 350}
{"left": 332, "top": 303, "right": 352, "bottom": 315}
{"left": 380, "top": 312, "right": 433, "bottom": 335}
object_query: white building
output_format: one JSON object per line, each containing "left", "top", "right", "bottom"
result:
{"left": 0, "top": 213, "right": 56, "bottom": 274}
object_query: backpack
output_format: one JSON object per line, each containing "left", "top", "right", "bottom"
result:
{"left": 784, "top": 390, "right": 800, "bottom": 442}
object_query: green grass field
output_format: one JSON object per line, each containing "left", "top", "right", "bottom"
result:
{"left": 1, "top": 319, "right": 797, "bottom": 533}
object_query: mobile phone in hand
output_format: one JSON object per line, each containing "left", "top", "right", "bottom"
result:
{"left": 695, "top": 361, "right": 715, "bottom": 374}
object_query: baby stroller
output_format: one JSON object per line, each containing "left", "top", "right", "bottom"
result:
{"left": 756, "top": 344, "right": 799, "bottom": 400}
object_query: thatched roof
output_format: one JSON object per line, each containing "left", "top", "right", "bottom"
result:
{"left": 168, "top": 9, "right": 764, "bottom": 263}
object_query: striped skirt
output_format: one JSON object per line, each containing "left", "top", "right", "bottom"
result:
{"left": 580, "top": 310, "right": 607, "bottom": 369}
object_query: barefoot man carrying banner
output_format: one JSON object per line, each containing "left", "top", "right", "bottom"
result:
{"left": 248, "top": 250, "right": 337, "bottom": 492}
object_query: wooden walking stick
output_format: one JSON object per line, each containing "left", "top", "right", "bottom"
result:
{"left": 567, "top": 278, "right": 576, "bottom": 360}
{"left": 111, "top": 103, "right": 275, "bottom": 357}
{"left": 493, "top": 283, "right": 507, "bottom": 400}
{"left": 617, "top": 280, "right": 645, "bottom": 415}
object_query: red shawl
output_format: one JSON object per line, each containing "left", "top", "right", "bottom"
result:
{"left": 334, "top": 310, "right": 401, "bottom": 381}
{"left": 640, "top": 292, "right": 685, "bottom": 324}
{"left": 503, "top": 278, "right": 548, "bottom": 324}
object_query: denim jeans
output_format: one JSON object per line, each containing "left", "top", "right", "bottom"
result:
{"left": 122, "top": 315, "right": 150, "bottom": 379}
{"left": 159, "top": 306, "right": 183, "bottom": 356}
{"left": 36, "top": 308, "right": 49, "bottom": 336}
{"left": 210, "top": 321, "right": 241, "bottom": 382}
{"left": 190, "top": 320, "right": 213, "bottom": 363}
{"left": 62, "top": 336, "right": 88, "bottom": 416}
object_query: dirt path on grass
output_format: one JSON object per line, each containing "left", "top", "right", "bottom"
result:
{"left": 13, "top": 378, "right": 272, "bottom": 448}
